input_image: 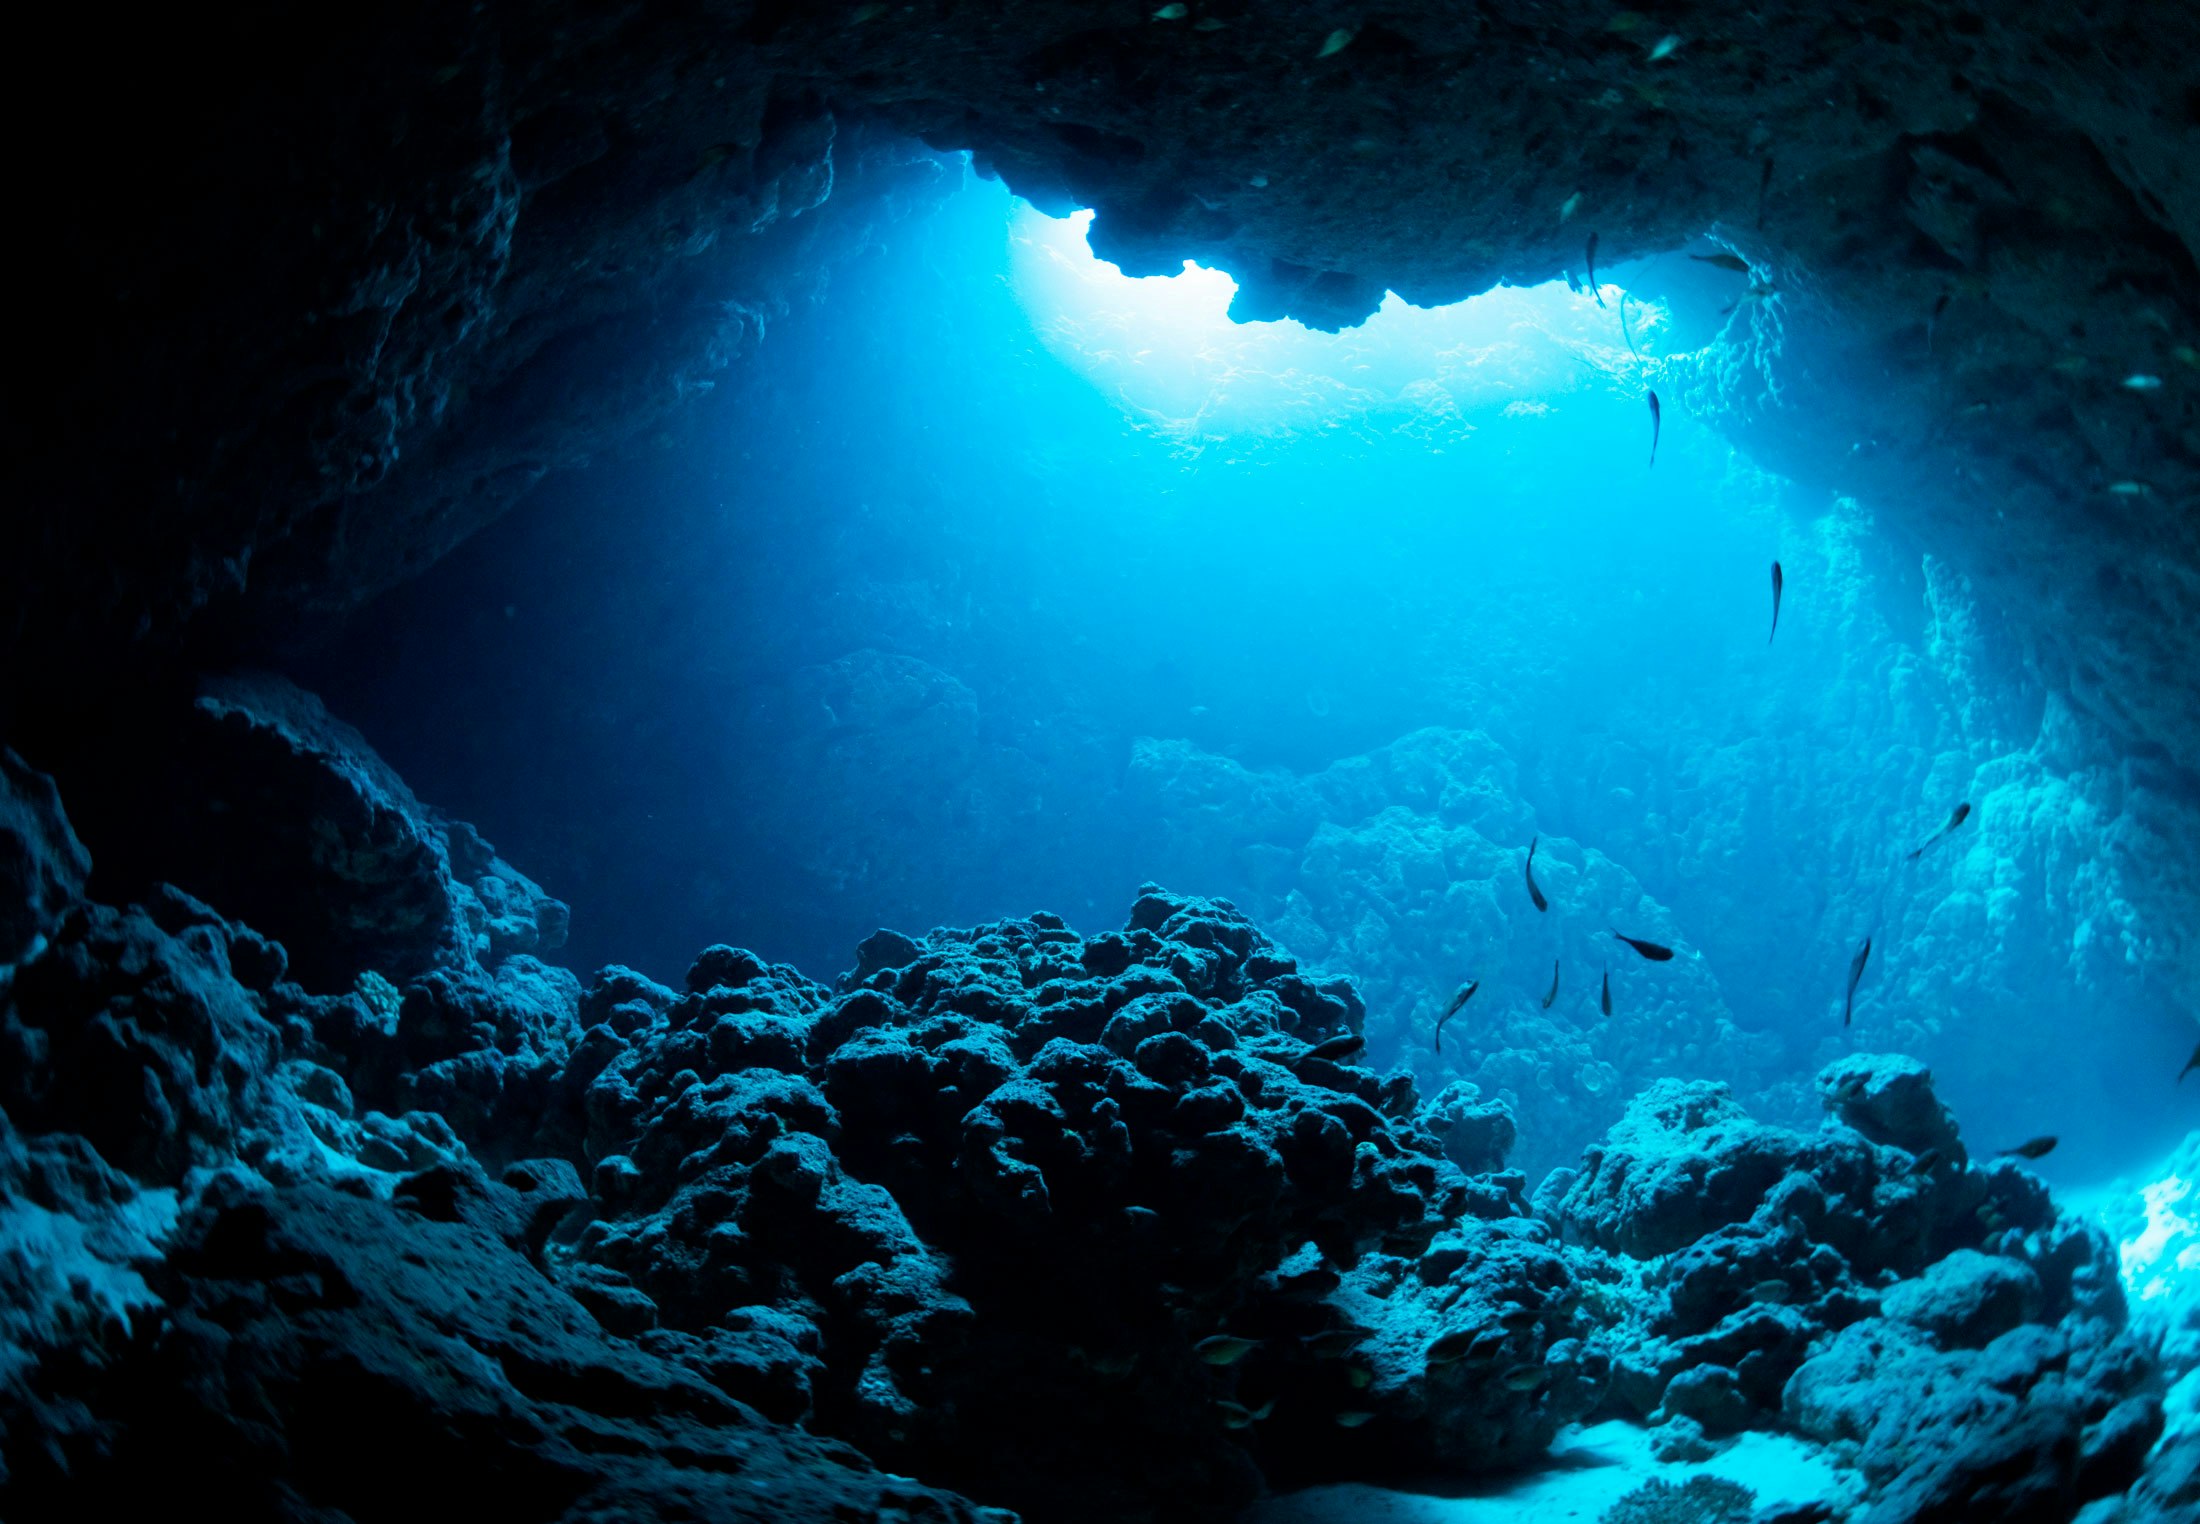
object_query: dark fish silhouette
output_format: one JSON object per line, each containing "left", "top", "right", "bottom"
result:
{"left": 1305, "top": 1032, "right": 1366, "bottom": 1063}
{"left": 1907, "top": 1148, "right": 1942, "bottom": 1175}
{"left": 1928, "top": 290, "right": 1951, "bottom": 353}
{"left": 1586, "top": 232, "right": 1605, "bottom": 307}
{"left": 1525, "top": 837, "right": 1548, "bottom": 912}
{"left": 1998, "top": 1136, "right": 2057, "bottom": 1161}
{"left": 1564, "top": 268, "right": 1582, "bottom": 294}
{"left": 1646, "top": 389, "right": 1661, "bottom": 466}
{"left": 1611, "top": 929, "right": 1674, "bottom": 961}
{"left": 1195, "top": 1334, "right": 1260, "bottom": 1365}
{"left": 1907, "top": 802, "right": 1973, "bottom": 860}
{"left": 2182, "top": 1042, "right": 2200, "bottom": 1083}
{"left": 1600, "top": 966, "right": 1612, "bottom": 1017}
{"left": 1770, "top": 561, "right": 1784, "bottom": 643}
{"left": 1844, "top": 935, "right": 1872, "bottom": 1027}
{"left": 1425, "top": 1328, "right": 1481, "bottom": 1365}
{"left": 1541, "top": 958, "right": 1560, "bottom": 1011}
{"left": 1302, "top": 1329, "right": 1367, "bottom": 1359}
{"left": 1436, "top": 980, "right": 1479, "bottom": 1052}
{"left": 1692, "top": 252, "right": 1750, "bottom": 273}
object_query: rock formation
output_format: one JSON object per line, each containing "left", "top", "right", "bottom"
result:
{"left": 11, "top": 4, "right": 2200, "bottom": 811}
{"left": 1, "top": 706, "right": 2182, "bottom": 1520}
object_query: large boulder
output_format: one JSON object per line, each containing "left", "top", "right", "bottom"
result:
{"left": 0, "top": 751, "right": 90, "bottom": 967}
{"left": 554, "top": 887, "right": 1586, "bottom": 1523}
{"left": 145, "top": 672, "right": 568, "bottom": 991}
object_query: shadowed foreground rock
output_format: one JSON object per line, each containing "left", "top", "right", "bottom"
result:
{"left": 0, "top": 718, "right": 2177, "bottom": 1522}
{"left": 1553, "top": 1059, "right": 2164, "bottom": 1524}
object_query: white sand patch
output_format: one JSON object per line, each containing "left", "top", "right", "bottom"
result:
{"left": 1244, "top": 1420, "right": 1855, "bottom": 1523}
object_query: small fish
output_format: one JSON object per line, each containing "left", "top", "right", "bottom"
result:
{"left": 1564, "top": 268, "right": 1583, "bottom": 294}
{"left": 1436, "top": 980, "right": 1479, "bottom": 1052}
{"left": 1195, "top": 15, "right": 1226, "bottom": 29}
{"left": 1302, "top": 1329, "right": 1367, "bottom": 1359}
{"left": 1600, "top": 966, "right": 1613, "bottom": 1017}
{"left": 2180, "top": 1042, "right": 2200, "bottom": 1082}
{"left": 2109, "top": 481, "right": 2153, "bottom": 497}
{"left": 1769, "top": 561, "right": 1784, "bottom": 643}
{"left": 1844, "top": 935, "right": 1872, "bottom": 1027}
{"left": 1611, "top": 929, "right": 1674, "bottom": 962}
{"left": 1747, "top": 1279, "right": 1792, "bottom": 1305}
{"left": 1345, "top": 1364, "right": 1373, "bottom": 1389}
{"left": 1215, "top": 1399, "right": 1255, "bottom": 1429}
{"left": 1335, "top": 1409, "right": 1375, "bottom": 1427}
{"left": 1906, "top": 802, "right": 1973, "bottom": 860}
{"left": 1586, "top": 233, "right": 1606, "bottom": 308}
{"left": 1998, "top": 1136, "right": 2057, "bottom": 1161}
{"left": 1691, "top": 252, "right": 1750, "bottom": 274}
{"left": 1524, "top": 837, "right": 1549, "bottom": 912}
{"left": 1541, "top": 958, "right": 1560, "bottom": 1011}
{"left": 1305, "top": 1032, "right": 1367, "bottom": 1063}
{"left": 1502, "top": 1364, "right": 1549, "bottom": 1392}
{"left": 1317, "top": 27, "right": 1355, "bottom": 57}
{"left": 1907, "top": 1147, "right": 1943, "bottom": 1175}
{"left": 1195, "top": 1334, "right": 1260, "bottom": 1366}
{"left": 1466, "top": 1330, "right": 1512, "bottom": 1363}
{"left": 1647, "top": 33, "right": 1682, "bottom": 61}
{"left": 2123, "top": 374, "right": 2164, "bottom": 391}
{"left": 1619, "top": 291, "right": 1642, "bottom": 359}
{"left": 1425, "top": 1328, "right": 1480, "bottom": 1365}
{"left": 1153, "top": 2, "right": 1187, "bottom": 17}
{"left": 1646, "top": 390, "right": 1661, "bottom": 467}
{"left": 1561, "top": 192, "right": 1583, "bottom": 222}
{"left": 851, "top": 2, "right": 887, "bottom": 19}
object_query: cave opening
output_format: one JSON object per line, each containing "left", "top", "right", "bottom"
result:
{"left": 303, "top": 166, "right": 2193, "bottom": 1193}
{"left": 6, "top": 40, "right": 2197, "bottom": 1508}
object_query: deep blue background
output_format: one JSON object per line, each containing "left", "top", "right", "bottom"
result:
{"left": 307, "top": 171, "right": 2197, "bottom": 1183}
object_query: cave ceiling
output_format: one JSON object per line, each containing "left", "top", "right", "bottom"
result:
{"left": 10, "top": 1, "right": 2198, "bottom": 769}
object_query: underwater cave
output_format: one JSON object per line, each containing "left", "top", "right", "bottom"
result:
{"left": 3, "top": 6, "right": 2197, "bottom": 1522}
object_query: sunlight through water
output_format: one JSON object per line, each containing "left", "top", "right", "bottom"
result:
{"left": 1006, "top": 203, "right": 1662, "bottom": 454}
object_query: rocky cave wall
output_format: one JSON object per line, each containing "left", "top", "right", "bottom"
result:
{"left": 1, "top": 705, "right": 2186, "bottom": 1520}
{"left": 9, "top": 0, "right": 2200, "bottom": 800}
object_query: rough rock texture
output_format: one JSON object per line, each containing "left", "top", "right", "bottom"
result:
{"left": 1554, "top": 1059, "right": 2162, "bottom": 1524}
{"left": 552, "top": 884, "right": 1598, "bottom": 1521}
{"left": 1, "top": 703, "right": 2180, "bottom": 1522}
{"left": 10, "top": 1166, "right": 1010, "bottom": 1524}
{"left": 60, "top": 672, "right": 570, "bottom": 992}
{"left": 0, "top": 753, "right": 90, "bottom": 968}
{"left": 0, "top": 759, "right": 993, "bottom": 1522}
{"left": 12, "top": 3, "right": 2200, "bottom": 853}
{"left": 0, "top": 731, "right": 1622, "bottom": 1524}
{"left": 1129, "top": 727, "right": 1787, "bottom": 1175}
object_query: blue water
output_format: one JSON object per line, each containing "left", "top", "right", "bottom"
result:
{"left": 310, "top": 167, "right": 2195, "bottom": 1187}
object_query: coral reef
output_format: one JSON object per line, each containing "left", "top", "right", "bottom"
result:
{"left": 1130, "top": 727, "right": 1788, "bottom": 1175}
{"left": 0, "top": 692, "right": 2179, "bottom": 1523}
{"left": 1554, "top": 1057, "right": 2163, "bottom": 1524}
{"left": 554, "top": 884, "right": 1599, "bottom": 1520}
